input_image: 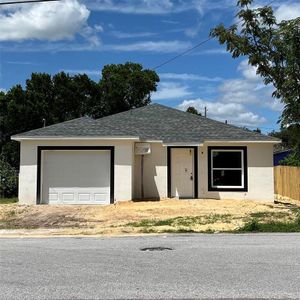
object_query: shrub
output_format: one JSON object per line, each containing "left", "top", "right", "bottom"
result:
{"left": 0, "top": 157, "right": 18, "bottom": 198}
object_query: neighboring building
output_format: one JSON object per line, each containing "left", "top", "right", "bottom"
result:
{"left": 273, "top": 149, "right": 292, "bottom": 166}
{"left": 12, "top": 104, "right": 280, "bottom": 205}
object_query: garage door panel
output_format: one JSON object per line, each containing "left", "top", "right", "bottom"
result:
{"left": 42, "top": 150, "right": 111, "bottom": 205}
{"left": 78, "top": 193, "right": 90, "bottom": 202}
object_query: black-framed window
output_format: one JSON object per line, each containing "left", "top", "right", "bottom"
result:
{"left": 208, "top": 146, "right": 248, "bottom": 192}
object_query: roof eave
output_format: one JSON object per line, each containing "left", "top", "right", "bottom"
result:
{"left": 11, "top": 135, "right": 140, "bottom": 142}
{"left": 204, "top": 139, "right": 281, "bottom": 144}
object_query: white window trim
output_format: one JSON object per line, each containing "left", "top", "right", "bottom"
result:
{"left": 211, "top": 149, "right": 244, "bottom": 189}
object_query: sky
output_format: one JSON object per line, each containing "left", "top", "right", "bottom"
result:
{"left": 0, "top": 0, "right": 299, "bottom": 133}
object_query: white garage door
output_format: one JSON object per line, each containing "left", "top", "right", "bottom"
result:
{"left": 41, "top": 150, "right": 111, "bottom": 205}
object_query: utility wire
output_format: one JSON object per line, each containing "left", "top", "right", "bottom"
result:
{"left": 153, "top": 37, "right": 213, "bottom": 70}
{"left": 153, "top": 0, "right": 277, "bottom": 70}
{"left": 0, "top": 0, "right": 59, "bottom": 5}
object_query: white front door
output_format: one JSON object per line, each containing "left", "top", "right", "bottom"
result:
{"left": 41, "top": 150, "right": 111, "bottom": 204}
{"left": 171, "top": 148, "right": 194, "bottom": 198}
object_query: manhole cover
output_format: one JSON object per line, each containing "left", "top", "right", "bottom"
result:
{"left": 140, "top": 247, "right": 173, "bottom": 251}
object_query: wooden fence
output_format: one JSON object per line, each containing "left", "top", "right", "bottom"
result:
{"left": 274, "top": 166, "right": 300, "bottom": 201}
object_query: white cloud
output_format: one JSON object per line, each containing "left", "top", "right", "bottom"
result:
{"left": 194, "top": 48, "right": 228, "bottom": 55}
{"left": 275, "top": 3, "right": 300, "bottom": 22}
{"left": 151, "top": 82, "right": 192, "bottom": 100}
{"left": 86, "top": 0, "right": 235, "bottom": 15}
{"left": 178, "top": 99, "right": 266, "bottom": 126}
{"left": 159, "top": 73, "right": 223, "bottom": 82}
{"left": 176, "top": 58, "right": 283, "bottom": 127}
{"left": 86, "top": 0, "right": 205, "bottom": 15}
{"left": 110, "top": 31, "right": 156, "bottom": 39}
{"left": 106, "top": 40, "right": 191, "bottom": 53}
{"left": 184, "top": 21, "right": 202, "bottom": 38}
{"left": 0, "top": 0, "right": 98, "bottom": 44}
{"left": 237, "top": 60, "right": 259, "bottom": 81}
{"left": 5, "top": 60, "right": 37, "bottom": 65}
{"left": 161, "top": 19, "right": 179, "bottom": 24}
{"left": 0, "top": 39, "right": 191, "bottom": 53}
{"left": 219, "top": 59, "right": 283, "bottom": 112}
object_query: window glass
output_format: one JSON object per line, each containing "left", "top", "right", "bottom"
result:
{"left": 212, "top": 151, "right": 242, "bottom": 168}
{"left": 212, "top": 170, "right": 242, "bottom": 186}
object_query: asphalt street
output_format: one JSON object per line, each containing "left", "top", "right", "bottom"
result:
{"left": 1, "top": 234, "right": 300, "bottom": 299}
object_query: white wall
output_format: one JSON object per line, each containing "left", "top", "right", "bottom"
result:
{"left": 133, "top": 142, "right": 274, "bottom": 202}
{"left": 198, "top": 142, "right": 275, "bottom": 202}
{"left": 18, "top": 139, "right": 134, "bottom": 205}
{"left": 133, "top": 143, "right": 167, "bottom": 199}
{"left": 18, "top": 139, "right": 275, "bottom": 204}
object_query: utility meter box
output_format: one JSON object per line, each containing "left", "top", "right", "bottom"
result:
{"left": 135, "top": 143, "right": 151, "bottom": 155}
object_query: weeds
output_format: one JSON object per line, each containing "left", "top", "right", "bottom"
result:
{"left": 127, "top": 214, "right": 232, "bottom": 228}
{"left": 0, "top": 198, "right": 18, "bottom": 204}
{"left": 238, "top": 215, "right": 300, "bottom": 232}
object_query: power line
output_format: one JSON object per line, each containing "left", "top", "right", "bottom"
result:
{"left": 153, "top": 0, "right": 277, "bottom": 70}
{"left": 0, "top": 0, "right": 59, "bottom": 5}
{"left": 153, "top": 37, "right": 213, "bottom": 70}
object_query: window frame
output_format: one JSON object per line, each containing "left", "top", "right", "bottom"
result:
{"left": 208, "top": 146, "right": 248, "bottom": 192}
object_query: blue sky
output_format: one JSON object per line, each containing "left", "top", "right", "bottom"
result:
{"left": 1, "top": 0, "right": 299, "bottom": 132}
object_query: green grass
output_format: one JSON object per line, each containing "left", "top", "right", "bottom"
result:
{"left": 238, "top": 216, "right": 300, "bottom": 232}
{"left": 0, "top": 198, "right": 18, "bottom": 204}
{"left": 249, "top": 211, "right": 291, "bottom": 219}
{"left": 126, "top": 214, "right": 232, "bottom": 228}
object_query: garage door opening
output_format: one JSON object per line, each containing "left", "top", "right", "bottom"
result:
{"left": 37, "top": 146, "right": 114, "bottom": 205}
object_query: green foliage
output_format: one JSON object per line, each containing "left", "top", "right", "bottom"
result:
{"left": 270, "top": 124, "right": 300, "bottom": 166}
{"left": 126, "top": 214, "right": 232, "bottom": 228}
{"left": 270, "top": 124, "right": 300, "bottom": 150}
{"left": 242, "top": 126, "right": 262, "bottom": 133}
{"left": 186, "top": 106, "right": 202, "bottom": 116}
{"left": 0, "top": 62, "right": 159, "bottom": 195}
{"left": 0, "top": 157, "right": 18, "bottom": 198}
{"left": 238, "top": 216, "right": 300, "bottom": 232}
{"left": 211, "top": 0, "right": 300, "bottom": 126}
{"left": 99, "top": 62, "right": 159, "bottom": 116}
{"left": 0, "top": 198, "right": 18, "bottom": 204}
{"left": 279, "top": 145, "right": 300, "bottom": 166}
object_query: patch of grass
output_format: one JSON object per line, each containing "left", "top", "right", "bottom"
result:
{"left": 238, "top": 216, "right": 300, "bottom": 232}
{"left": 0, "top": 221, "right": 39, "bottom": 230}
{"left": 126, "top": 214, "right": 232, "bottom": 228}
{"left": 250, "top": 211, "right": 290, "bottom": 219}
{"left": 0, "top": 198, "right": 18, "bottom": 204}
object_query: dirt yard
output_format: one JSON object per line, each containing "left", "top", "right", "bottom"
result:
{"left": 0, "top": 199, "right": 299, "bottom": 236}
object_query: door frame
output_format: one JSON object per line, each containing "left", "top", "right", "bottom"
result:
{"left": 167, "top": 146, "right": 198, "bottom": 198}
{"left": 37, "top": 146, "right": 115, "bottom": 205}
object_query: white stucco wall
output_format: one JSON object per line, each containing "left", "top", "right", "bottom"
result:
{"left": 134, "top": 143, "right": 167, "bottom": 199}
{"left": 133, "top": 142, "right": 274, "bottom": 202}
{"left": 18, "top": 139, "right": 275, "bottom": 204}
{"left": 18, "top": 139, "right": 134, "bottom": 205}
{"left": 198, "top": 142, "right": 275, "bottom": 202}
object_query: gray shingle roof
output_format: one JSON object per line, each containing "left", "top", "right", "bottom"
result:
{"left": 12, "top": 104, "right": 279, "bottom": 143}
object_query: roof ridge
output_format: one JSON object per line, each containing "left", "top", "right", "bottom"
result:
{"left": 94, "top": 104, "right": 155, "bottom": 122}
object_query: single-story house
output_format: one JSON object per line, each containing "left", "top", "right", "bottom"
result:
{"left": 12, "top": 104, "right": 280, "bottom": 205}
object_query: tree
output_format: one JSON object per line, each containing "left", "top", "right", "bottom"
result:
{"left": 0, "top": 62, "right": 160, "bottom": 196}
{"left": 242, "top": 126, "right": 261, "bottom": 133}
{"left": 0, "top": 157, "right": 18, "bottom": 198}
{"left": 211, "top": 0, "right": 300, "bottom": 126}
{"left": 99, "top": 62, "right": 159, "bottom": 116}
{"left": 269, "top": 124, "right": 300, "bottom": 166}
{"left": 186, "top": 106, "right": 202, "bottom": 116}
